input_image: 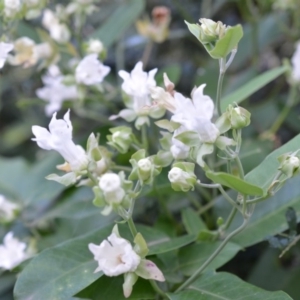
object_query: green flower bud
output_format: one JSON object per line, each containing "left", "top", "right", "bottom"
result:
{"left": 199, "top": 18, "right": 227, "bottom": 44}
{"left": 107, "top": 126, "right": 134, "bottom": 154}
{"left": 129, "top": 150, "right": 161, "bottom": 185}
{"left": 168, "top": 162, "right": 197, "bottom": 192}
{"left": 227, "top": 105, "right": 251, "bottom": 129}
{"left": 278, "top": 153, "right": 300, "bottom": 178}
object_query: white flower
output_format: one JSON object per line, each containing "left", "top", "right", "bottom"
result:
{"left": 291, "top": 42, "right": 300, "bottom": 83}
{"left": 0, "top": 42, "right": 14, "bottom": 69}
{"left": 99, "top": 173, "right": 125, "bottom": 204}
{"left": 89, "top": 233, "right": 140, "bottom": 276}
{"left": 32, "top": 110, "right": 89, "bottom": 172}
{"left": 36, "top": 66, "right": 78, "bottom": 116}
{"left": 75, "top": 54, "right": 110, "bottom": 85}
{"left": 4, "top": 0, "right": 22, "bottom": 18}
{"left": 171, "top": 85, "right": 219, "bottom": 143}
{"left": 86, "top": 39, "right": 104, "bottom": 54}
{"left": 0, "top": 232, "right": 29, "bottom": 270}
{"left": 9, "top": 37, "right": 36, "bottom": 67}
{"left": 111, "top": 62, "right": 164, "bottom": 128}
{"left": 42, "top": 9, "right": 70, "bottom": 43}
{"left": 0, "top": 195, "right": 19, "bottom": 223}
{"left": 119, "top": 61, "right": 157, "bottom": 112}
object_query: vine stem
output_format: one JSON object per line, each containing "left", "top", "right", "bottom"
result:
{"left": 175, "top": 218, "right": 249, "bottom": 292}
{"left": 149, "top": 280, "right": 167, "bottom": 299}
{"left": 216, "top": 59, "right": 225, "bottom": 117}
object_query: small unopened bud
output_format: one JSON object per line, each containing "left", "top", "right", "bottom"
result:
{"left": 217, "top": 217, "right": 224, "bottom": 227}
{"left": 87, "top": 39, "right": 104, "bottom": 55}
{"left": 227, "top": 105, "right": 251, "bottom": 129}
{"left": 279, "top": 155, "right": 300, "bottom": 178}
{"left": 99, "top": 173, "right": 125, "bottom": 204}
{"left": 199, "top": 18, "right": 227, "bottom": 44}
{"left": 137, "top": 158, "right": 152, "bottom": 181}
{"left": 107, "top": 127, "right": 133, "bottom": 154}
{"left": 168, "top": 166, "right": 196, "bottom": 192}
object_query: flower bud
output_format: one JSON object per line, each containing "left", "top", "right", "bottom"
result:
{"left": 227, "top": 105, "right": 251, "bottom": 129}
{"left": 107, "top": 126, "right": 133, "bottom": 154}
{"left": 199, "top": 18, "right": 227, "bottom": 44}
{"left": 137, "top": 158, "right": 152, "bottom": 181}
{"left": 278, "top": 153, "right": 300, "bottom": 178}
{"left": 129, "top": 150, "right": 161, "bottom": 185}
{"left": 168, "top": 163, "right": 196, "bottom": 192}
{"left": 99, "top": 173, "right": 125, "bottom": 204}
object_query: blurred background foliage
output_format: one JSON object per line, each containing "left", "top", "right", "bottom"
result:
{"left": 1, "top": 0, "right": 300, "bottom": 299}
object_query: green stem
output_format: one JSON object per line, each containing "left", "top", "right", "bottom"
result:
{"left": 150, "top": 280, "right": 167, "bottom": 299}
{"left": 196, "top": 181, "right": 220, "bottom": 189}
{"left": 197, "top": 197, "right": 219, "bottom": 215}
{"left": 87, "top": 171, "right": 98, "bottom": 185}
{"left": 222, "top": 207, "right": 237, "bottom": 231}
{"left": 234, "top": 156, "right": 244, "bottom": 179}
{"left": 216, "top": 65, "right": 225, "bottom": 117}
{"left": 175, "top": 218, "right": 248, "bottom": 292}
{"left": 218, "top": 186, "right": 241, "bottom": 212}
{"left": 127, "top": 217, "right": 138, "bottom": 238}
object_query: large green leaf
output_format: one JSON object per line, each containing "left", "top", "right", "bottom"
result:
{"left": 76, "top": 276, "right": 155, "bottom": 300}
{"left": 169, "top": 241, "right": 241, "bottom": 276}
{"left": 90, "top": 0, "right": 145, "bottom": 48}
{"left": 0, "top": 153, "right": 64, "bottom": 206}
{"left": 221, "top": 65, "right": 289, "bottom": 111}
{"left": 167, "top": 271, "right": 292, "bottom": 300}
{"left": 206, "top": 171, "right": 264, "bottom": 196}
{"left": 14, "top": 226, "right": 113, "bottom": 300}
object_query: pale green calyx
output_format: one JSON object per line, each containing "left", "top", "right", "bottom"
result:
{"left": 278, "top": 152, "right": 300, "bottom": 178}
{"left": 226, "top": 105, "right": 251, "bottom": 129}
{"left": 168, "top": 162, "right": 197, "bottom": 192}
{"left": 129, "top": 149, "right": 161, "bottom": 185}
{"left": 107, "top": 126, "right": 135, "bottom": 154}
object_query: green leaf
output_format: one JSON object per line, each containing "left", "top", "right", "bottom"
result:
{"left": 14, "top": 226, "right": 113, "bottom": 300}
{"left": 206, "top": 171, "right": 264, "bottom": 196}
{"left": 0, "top": 153, "right": 65, "bottom": 206}
{"left": 176, "top": 242, "right": 241, "bottom": 276}
{"left": 167, "top": 271, "right": 292, "bottom": 300}
{"left": 76, "top": 276, "right": 155, "bottom": 300}
{"left": 181, "top": 208, "right": 207, "bottom": 235}
{"left": 175, "top": 131, "right": 199, "bottom": 147}
{"left": 148, "top": 234, "right": 196, "bottom": 255}
{"left": 90, "top": 0, "right": 145, "bottom": 48}
{"left": 221, "top": 65, "right": 289, "bottom": 111}
{"left": 209, "top": 25, "right": 243, "bottom": 59}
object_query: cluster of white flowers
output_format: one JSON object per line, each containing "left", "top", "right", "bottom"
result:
{"left": 0, "top": 232, "right": 30, "bottom": 270}
{"left": 32, "top": 110, "right": 89, "bottom": 172}
{"left": 110, "top": 61, "right": 165, "bottom": 128}
{"left": 36, "top": 66, "right": 78, "bottom": 116}
{"left": 3, "top": 0, "right": 22, "bottom": 18}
